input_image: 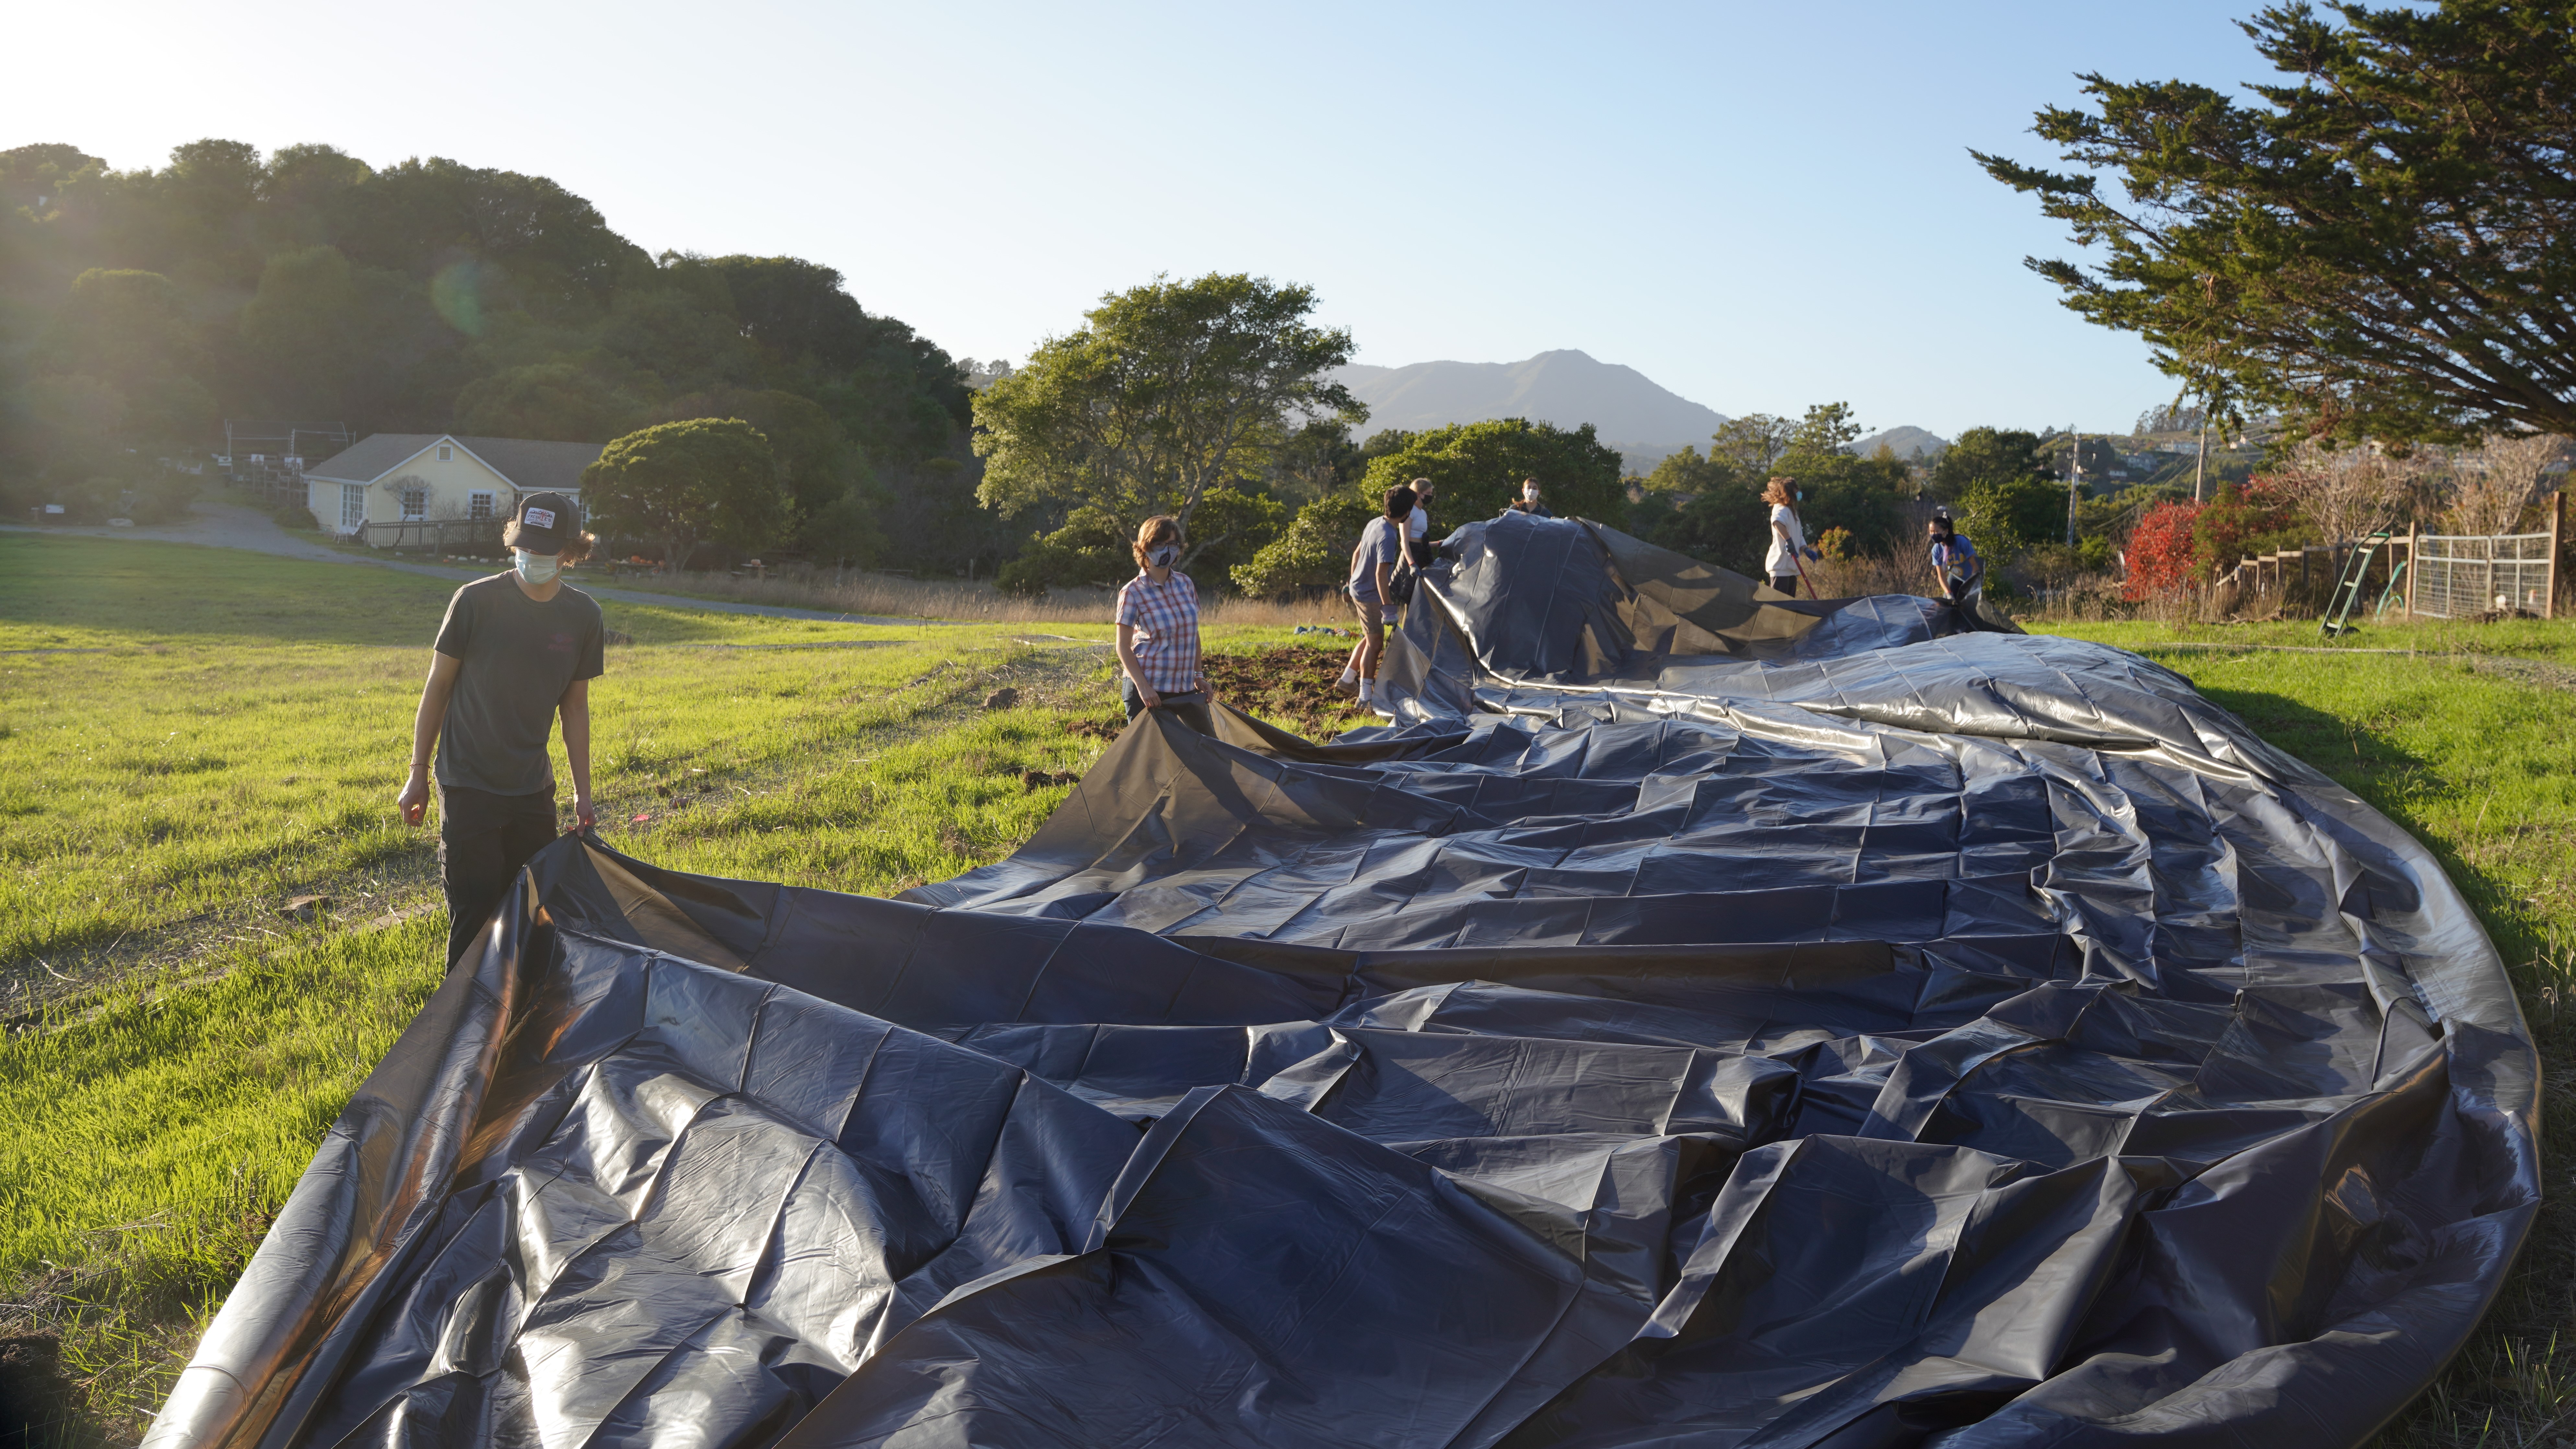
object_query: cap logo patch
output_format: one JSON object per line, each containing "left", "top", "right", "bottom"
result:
{"left": 525, "top": 507, "right": 556, "bottom": 529}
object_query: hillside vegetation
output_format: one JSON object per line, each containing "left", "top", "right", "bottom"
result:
{"left": 0, "top": 141, "right": 1010, "bottom": 571}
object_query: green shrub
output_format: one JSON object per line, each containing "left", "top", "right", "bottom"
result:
{"left": 1954, "top": 475, "right": 2071, "bottom": 559}
{"left": 1233, "top": 491, "right": 1376, "bottom": 599}
{"left": 1355, "top": 418, "right": 1627, "bottom": 526}
{"left": 995, "top": 506, "right": 1130, "bottom": 597}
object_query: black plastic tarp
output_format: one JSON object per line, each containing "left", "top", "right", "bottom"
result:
{"left": 147, "top": 514, "right": 2537, "bottom": 1448}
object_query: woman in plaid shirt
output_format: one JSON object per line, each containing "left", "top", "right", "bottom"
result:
{"left": 1114, "top": 515, "right": 1218, "bottom": 735}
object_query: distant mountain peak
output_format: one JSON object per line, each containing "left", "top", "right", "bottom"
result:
{"left": 1330, "top": 352, "right": 1729, "bottom": 456}
{"left": 1849, "top": 425, "right": 1948, "bottom": 461}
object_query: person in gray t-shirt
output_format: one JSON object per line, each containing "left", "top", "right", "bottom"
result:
{"left": 396, "top": 491, "right": 605, "bottom": 964}
{"left": 1341, "top": 485, "right": 1415, "bottom": 708}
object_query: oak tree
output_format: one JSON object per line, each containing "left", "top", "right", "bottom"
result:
{"left": 973, "top": 273, "right": 1363, "bottom": 563}
{"left": 580, "top": 418, "right": 785, "bottom": 570}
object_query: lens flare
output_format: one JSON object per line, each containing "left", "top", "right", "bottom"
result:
{"left": 430, "top": 260, "right": 485, "bottom": 336}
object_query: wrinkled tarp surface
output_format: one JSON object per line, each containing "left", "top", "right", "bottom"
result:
{"left": 149, "top": 514, "right": 2537, "bottom": 1449}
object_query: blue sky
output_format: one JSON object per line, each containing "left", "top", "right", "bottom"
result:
{"left": 8, "top": 1, "right": 2277, "bottom": 438}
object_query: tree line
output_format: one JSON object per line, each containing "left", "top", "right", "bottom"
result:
{"left": 0, "top": 141, "right": 2109, "bottom": 599}
{"left": 0, "top": 139, "right": 1010, "bottom": 570}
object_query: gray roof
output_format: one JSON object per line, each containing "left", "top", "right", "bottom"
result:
{"left": 304, "top": 434, "right": 603, "bottom": 492}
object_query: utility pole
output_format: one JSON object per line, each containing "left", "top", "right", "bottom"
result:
{"left": 2194, "top": 407, "right": 2209, "bottom": 503}
{"left": 2066, "top": 426, "right": 2081, "bottom": 545}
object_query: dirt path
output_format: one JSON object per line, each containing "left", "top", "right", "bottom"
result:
{"left": 1, "top": 497, "right": 935, "bottom": 627}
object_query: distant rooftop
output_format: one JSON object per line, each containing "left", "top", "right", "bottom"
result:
{"left": 305, "top": 434, "right": 603, "bottom": 493}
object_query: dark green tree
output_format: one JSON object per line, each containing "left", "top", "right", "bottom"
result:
{"left": 995, "top": 506, "right": 1136, "bottom": 596}
{"left": 1953, "top": 476, "right": 2073, "bottom": 559}
{"left": 1265, "top": 418, "right": 1367, "bottom": 505}
{"left": 454, "top": 362, "right": 648, "bottom": 443}
{"left": 239, "top": 246, "right": 371, "bottom": 417}
{"left": 652, "top": 389, "right": 857, "bottom": 513}
{"left": 1639, "top": 444, "right": 1740, "bottom": 495}
{"left": 1231, "top": 489, "right": 1380, "bottom": 599}
{"left": 1234, "top": 418, "right": 1627, "bottom": 598}
{"left": 973, "top": 272, "right": 1362, "bottom": 560}
{"left": 1354, "top": 416, "right": 1627, "bottom": 524}
{"left": 878, "top": 455, "right": 1019, "bottom": 579}
{"left": 43, "top": 268, "right": 195, "bottom": 383}
{"left": 580, "top": 418, "right": 785, "bottom": 570}
{"left": 1787, "top": 402, "right": 1865, "bottom": 456}
{"left": 1707, "top": 413, "right": 1795, "bottom": 479}
{"left": 1929, "top": 426, "right": 2048, "bottom": 500}
{"left": 1977, "top": 0, "right": 2576, "bottom": 441}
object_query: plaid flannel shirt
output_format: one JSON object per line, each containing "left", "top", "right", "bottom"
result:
{"left": 1116, "top": 569, "right": 1203, "bottom": 695}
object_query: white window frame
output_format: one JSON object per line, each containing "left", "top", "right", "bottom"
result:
{"left": 468, "top": 490, "right": 494, "bottom": 520}
{"left": 400, "top": 486, "right": 427, "bottom": 521}
{"left": 340, "top": 483, "right": 366, "bottom": 533}
{"left": 438, "top": 444, "right": 452, "bottom": 461}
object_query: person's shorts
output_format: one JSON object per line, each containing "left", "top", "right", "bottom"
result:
{"left": 1770, "top": 574, "right": 1800, "bottom": 595}
{"left": 1350, "top": 595, "right": 1386, "bottom": 638}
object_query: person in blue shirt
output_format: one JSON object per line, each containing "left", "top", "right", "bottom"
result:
{"left": 1927, "top": 508, "right": 1984, "bottom": 608}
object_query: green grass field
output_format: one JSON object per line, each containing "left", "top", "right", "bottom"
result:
{"left": 3, "top": 532, "right": 2570, "bottom": 1446}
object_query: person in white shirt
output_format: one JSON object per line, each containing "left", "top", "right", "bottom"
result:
{"left": 1404, "top": 477, "right": 1436, "bottom": 565}
{"left": 1762, "top": 477, "right": 1819, "bottom": 596}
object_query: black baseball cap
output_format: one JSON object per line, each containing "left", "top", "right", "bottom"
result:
{"left": 510, "top": 492, "right": 579, "bottom": 554}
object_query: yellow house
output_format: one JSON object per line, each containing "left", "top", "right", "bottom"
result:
{"left": 302, "top": 434, "right": 604, "bottom": 544}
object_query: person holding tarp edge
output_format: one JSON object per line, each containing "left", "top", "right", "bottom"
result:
{"left": 1337, "top": 485, "right": 1417, "bottom": 707}
{"left": 1927, "top": 507, "right": 1985, "bottom": 613}
{"left": 1116, "top": 515, "right": 1220, "bottom": 735}
{"left": 1338, "top": 477, "right": 1441, "bottom": 693}
{"left": 1763, "top": 477, "right": 1820, "bottom": 596}
{"left": 396, "top": 492, "right": 604, "bottom": 966}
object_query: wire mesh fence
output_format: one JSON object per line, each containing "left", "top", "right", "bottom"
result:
{"left": 2410, "top": 532, "right": 2556, "bottom": 618}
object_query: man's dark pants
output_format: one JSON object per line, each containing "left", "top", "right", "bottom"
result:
{"left": 439, "top": 785, "right": 559, "bottom": 965}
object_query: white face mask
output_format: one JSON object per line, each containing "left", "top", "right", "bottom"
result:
{"left": 1522, "top": 487, "right": 1539, "bottom": 502}
{"left": 513, "top": 550, "right": 561, "bottom": 585}
{"left": 1146, "top": 544, "right": 1179, "bottom": 569}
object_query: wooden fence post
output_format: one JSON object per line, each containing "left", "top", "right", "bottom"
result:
{"left": 2549, "top": 490, "right": 2564, "bottom": 621}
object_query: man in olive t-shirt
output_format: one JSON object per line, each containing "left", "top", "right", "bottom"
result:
{"left": 396, "top": 491, "right": 604, "bottom": 965}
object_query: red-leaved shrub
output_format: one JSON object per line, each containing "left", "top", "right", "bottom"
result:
{"left": 2124, "top": 499, "right": 2203, "bottom": 600}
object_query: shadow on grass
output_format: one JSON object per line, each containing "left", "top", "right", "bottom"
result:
{"left": 2201, "top": 682, "right": 2576, "bottom": 1448}
{"left": 0, "top": 536, "right": 868, "bottom": 650}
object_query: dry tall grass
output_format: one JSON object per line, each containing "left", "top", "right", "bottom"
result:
{"left": 1799, "top": 550, "right": 1936, "bottom": 601}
